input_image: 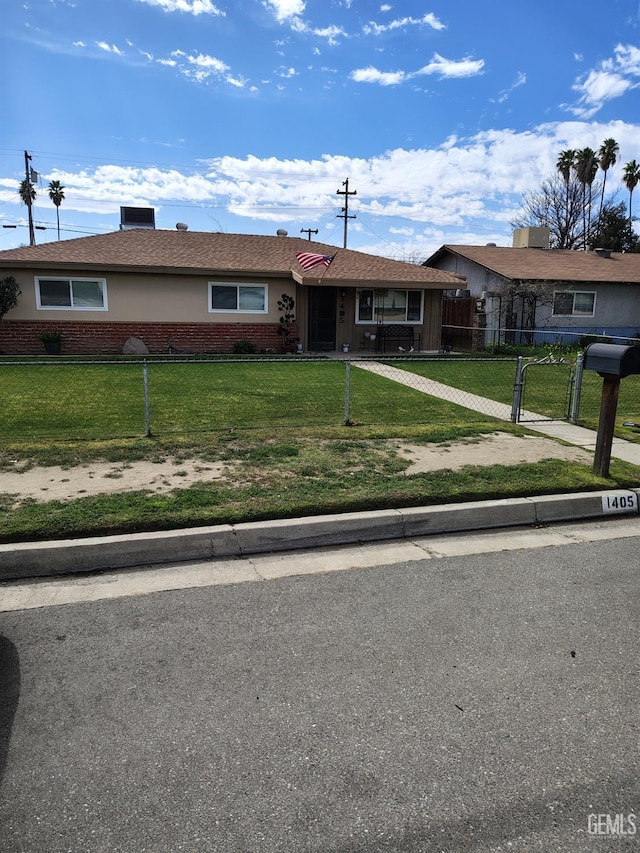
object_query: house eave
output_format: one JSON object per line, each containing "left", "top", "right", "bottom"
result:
{"left": 0, "top": 259, "right": 298, "bottom": 279}
{"left": 297, "top": 277, "right": 459, "bottom": 289}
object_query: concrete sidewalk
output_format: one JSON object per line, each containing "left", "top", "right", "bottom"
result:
{"left": 354, "top": 359, "right": 640, "bottom": 465}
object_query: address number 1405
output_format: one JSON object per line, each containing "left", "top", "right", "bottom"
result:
{"left": 602, "top": 493, "right": 638, "bottom": 513}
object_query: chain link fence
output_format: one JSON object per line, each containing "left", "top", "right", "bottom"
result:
{"left": 2, "top": 355, "right": 640, "bottom": 442}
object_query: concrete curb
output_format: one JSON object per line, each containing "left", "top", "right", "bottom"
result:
{"left": 1, "top": 489, "right": 638, "bottom": 581}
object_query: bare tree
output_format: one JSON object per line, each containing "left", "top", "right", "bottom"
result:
{"left": 511, "top": 173, "right": 594, "bottom": 249}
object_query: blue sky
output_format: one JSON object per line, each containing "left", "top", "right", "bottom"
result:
{"left": 2, "top": 0, "right": 640, "bottom": 258}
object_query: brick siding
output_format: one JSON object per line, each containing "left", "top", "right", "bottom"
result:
{"left": 0, "top": 321, "right": 298, "bottom": 355}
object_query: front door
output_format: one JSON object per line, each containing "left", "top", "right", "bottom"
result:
{"left": 308, "top": 287, "right": 337, "bottom": 352}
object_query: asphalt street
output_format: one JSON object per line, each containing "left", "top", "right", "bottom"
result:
{"left": 1, "top": 522, "right": 639, "bottom": 852}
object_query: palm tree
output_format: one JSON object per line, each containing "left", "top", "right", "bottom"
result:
{"left": 622, "top": 160, "right": 640, "bottom": 227}
{"left": 18, "top": 178, "right": 36, "bottom": 207}
{"left": 574, "top": 147, "right": 598, "bottom": 248}
{"left": 597, "top": 138, "right": 619, "bottom": 236}
{"left": 556, "top": 149, "right": 576, "bottom": 212}
{"left": 48, "top": 179, "right": 65, "bottom": 241}
{"left": 18, "top": 179, "right": 37, "bottom": 245}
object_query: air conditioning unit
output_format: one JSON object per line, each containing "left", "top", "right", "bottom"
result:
{"left": 120, "top": 206, "right": 156, "bottom": 230}
{"left": 512, "top": 226, "right": 550, "bottom": 248}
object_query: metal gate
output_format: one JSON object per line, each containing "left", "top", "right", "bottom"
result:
{"left": 512, "top": 354, "right": 581, "bottom": 423}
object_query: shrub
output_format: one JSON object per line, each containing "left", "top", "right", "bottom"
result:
{"left": 232, "top": 339, "right": 258, "bottom": 354}
{"left": 578, "top": 333, "right": 612, "bottom": 349}
{"left": 0, "top": 275, "right": 21, "bottom": 320}
{"left": 38, "top": 329, "right": 64, "bottom": 343}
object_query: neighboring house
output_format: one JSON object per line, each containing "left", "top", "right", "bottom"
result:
{"left": 425, "top": 229, "right": 640, "bottom": 347}
{"left": 0, "top": 228, "right": 464, "bottom": 355}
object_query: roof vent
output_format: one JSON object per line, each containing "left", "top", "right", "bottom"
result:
{"left": 176, "top": 222, "right": 189, "bottom": 231}
{"left": 120, "top": 206, "right": 155, "bottom": 230}
{"left": 594, "top": 247, "right": 611, "bottom": 258}
{"left": 486, "top": 242, "right": 497, "bottom": 247}
{"left": 276, "top": 229, "right": 288, "bottom": 237}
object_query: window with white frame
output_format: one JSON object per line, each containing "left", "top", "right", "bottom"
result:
{"left": 356, "top": 288, "right": 423, "bottom": 323}
{"left": 209, "top": 283, "right": 268, "bottom": 313}
{"left": 36, "top": 277, "right": 107, "bottom": 310}
{"left": 553, "top": 290, "right": 596, "bottom": 317}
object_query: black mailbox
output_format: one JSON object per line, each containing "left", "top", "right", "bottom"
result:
{"left": 583, "top": 343, "right": 640, "bottom": 378}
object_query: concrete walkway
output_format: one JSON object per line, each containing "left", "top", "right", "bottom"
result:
{"left": 353, "top": 359, "right": 640, "bottom": 466}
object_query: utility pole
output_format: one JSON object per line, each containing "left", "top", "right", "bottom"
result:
{"left": 300, "top": 228, "right": 318, "bottom": 241}
{"left": 24, "top": 150, "right": 36, "bottom": 246}
{"left": 336, "top": 178, "right": 356, "bottom": 248}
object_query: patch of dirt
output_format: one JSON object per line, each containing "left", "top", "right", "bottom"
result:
{"left": 0, "top": 460, "right": 229, "bottom": 507}
{"left": 0, "top": 432, "right": 592, "bottom": 506}
{"left": 400, "top": 432, "right": 591, "bottom": 474}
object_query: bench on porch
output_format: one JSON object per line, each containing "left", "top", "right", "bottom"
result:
{"left": 377, "top": 325, "right": 421, "bottom": 353}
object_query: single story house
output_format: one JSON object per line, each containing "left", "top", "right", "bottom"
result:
{"left": 424, "top": 228, "right": 640, "bottom": 348}
{"left": 0, "top": 228, "right": 464, "bottom": 355}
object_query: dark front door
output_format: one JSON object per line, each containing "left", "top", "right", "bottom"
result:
{"left": 308, "top": 287, "right": 337, "bottom": 352}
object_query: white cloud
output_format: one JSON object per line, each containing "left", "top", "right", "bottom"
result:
{"left": 186, "top": 52, "right": 228, "bottom": 72}
{"left": 350, "top": 66, "right": 405, "bottom": 85}
{"left": 168, "top": 49, "right": 232, "bottom": 82}
{"left": 492, "top": 71, "right": 526, "bottom": 104}
{"left": 415, "top": 53, "right": 484, "bottom": 79}
{"left": 610, "top": 43, "right": 640, "bottom": 74}
{"left": 8, "top": 120, "right": 638, "bottom": 258}
{"left": 137, "top": 0, "right": 225, "bottom": 15}
{"left": 263, "top": 0, "right": 305, "bottom": 23}
{"left": 291, "top": 20, "right": 348, "bottom": 44}
{"left": 363, "top": 13, "right": 445, "bottom": 35}
{"left": 226, "top": 75, "right": 248, "bottom": 88}
{"left": 29, "top": 165, "right": 218, "bottom": 216}
{"left": 351, "top": 54, "right": 484, "bottom": 86}
{"left": 96, "top": 41, "right": 124, "bottom": 55}
{"left": 569, "top": 43, "right": 640, "bottom": 117}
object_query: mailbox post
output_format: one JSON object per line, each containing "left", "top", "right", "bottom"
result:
{"left": 583, "top": 343, "right": 640, "bottom": 477}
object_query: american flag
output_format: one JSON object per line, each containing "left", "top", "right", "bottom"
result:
{"left": 296, "top": 251, "right": 335, "bottom": 272}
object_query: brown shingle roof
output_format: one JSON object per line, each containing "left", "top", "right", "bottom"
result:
{"left": 425, "top": 244, "right": 640, "bottom": 284}
{"left": 0, "top": 229, "right": 464, "bottom": 287}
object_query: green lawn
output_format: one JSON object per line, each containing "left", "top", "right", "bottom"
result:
{"left": 1, "top": 356, "right": 639, "bottom": 544}
{"left": 4, "top": 355, "right": 640, "bottom": 441}
{"left": 391, "top": 357, "right": 640, "bottom": 440}
{"left": 1, "top": 429, "right": 637, "bottom": 544}
{"left": 1, "top": 358, "right": 502, "bottom": 441}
